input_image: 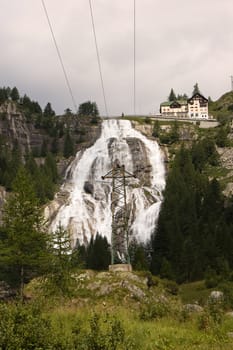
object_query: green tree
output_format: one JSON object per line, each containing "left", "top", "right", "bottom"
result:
{"left": 0, "top": 88, "right": 8, "bottom": 103}
{"left": 129, "top": 238, "right": 149, "bottom": 271}
{"left": 64, "top": 107, "right": 72, "bottom": 116}
{"left": 86, "top": 234, "right": 111, "bottom": 270}
{"left": 169, "top": 120, "right": 179, "bottom": 143}
{"left": 152, "top": 120, "right": 160, "bottom": 138}
{"left": 168, "top": 88, "right": 176, "bottom": 102}
{"left": 216, "top": 126, "right": 229, "bottom": 147}
{"left": 63, "top": 129, "right": 74, "bottom": 158}
{"left": 192, "top": 83, "right": 201, "bottom": 95}
{"left": 48, "top": 224, "right": 73, "bottom": 294}
{"left": 0, "top": 167, "right": 48, "bottom": 297}
{"left": 78, "top": 101, "right": 99, "bottom": 116}
{"left": 43, "top": 102, "right": 55, "bottom": 117}
{"left": 10, "top": 87, "right": 20, "bottom": 102}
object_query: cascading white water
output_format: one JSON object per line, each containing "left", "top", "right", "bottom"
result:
{"left": 49, "top": 119, "right": 166, "bottom": 246}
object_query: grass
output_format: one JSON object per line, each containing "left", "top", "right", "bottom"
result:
{"left": 179, "top": 280, "right": 214, "bottom": 305}
{"left": 46, "top": 304, "right": 233, "bottom": 349}
{"left": 4, "top": 273, "right": 233, "bottom": 349}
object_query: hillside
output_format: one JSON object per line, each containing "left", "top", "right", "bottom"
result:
{"left": 0, "top": 94, "right": 101, "bottom": 208}
{"left": 1, "top": 270, "right": 231, "bottom": 349}
{"left": 209, "top": 90, "right": 233, "bottom": 119}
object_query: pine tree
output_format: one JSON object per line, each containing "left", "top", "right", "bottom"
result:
{"left": 63, "top": 129, "right": 74, "bottom": 158}
{"left": 0, "top": 167, "right": 48, "bottom": 297}
{"left": 78, "top": 101, "right": 99, "bottom": 116}
{"left": 43, "top": 102, "right": 55, "bottom": 117}
{"left": 192, "top": 83, "right": 201, "bottom": 95}
{"left": 48, "top": 224, "right": 73, "bottom": 293}
{"left": 10, "top": 87, "right": 20, "bottom": 102}
{"left": 168, "top": 88, "right": 177, "bottom": 102}
{"left": 86, "top": 234, "right": 111, "bottom": 270}
{"left": 152, "top": 120, "right": 160, "bottom": 138}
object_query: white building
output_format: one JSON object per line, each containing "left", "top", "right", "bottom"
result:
{"left": 160, "top": 92, "right": 209, "bottom": 119}
{"left": 188, "top": 93, "right": 208, "bottom": 119}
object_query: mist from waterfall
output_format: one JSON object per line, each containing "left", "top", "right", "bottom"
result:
{"left": 48, "top": 119, "right": 166, "bottom": 246}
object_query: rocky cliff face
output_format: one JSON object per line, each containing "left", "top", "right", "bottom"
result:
{"left": 0, "top": 101, "right": 102, "bottom": 213}
{"left": 0, "top": 102, "right": 43, "bottom": 153}
{"left": 0, "top": 102, "right": 101, "bottom": 165}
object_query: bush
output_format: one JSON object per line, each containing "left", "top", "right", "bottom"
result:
{"left": 219, "top": 281, "right": 233, "bottom": 309}
{"left": 139, "top": 300, "right": 170, "bottom": 321}
{"left": 163, "top": 280, "right": 179, "bottom": 295}
{"left": 144, "top": 117, "right": 151, "bottom": 124}
{"left": 0, "top": 302, "right": 52, "bottom": 349}
{"left": 85, "top": 313, "right": 125, "bottom": 350}
{"left": 205, "top": 268, "right": 219, "bottom": 289}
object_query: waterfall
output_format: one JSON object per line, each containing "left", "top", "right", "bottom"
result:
{"left": 48, "top": 119, "right": 166, "bottom": 246}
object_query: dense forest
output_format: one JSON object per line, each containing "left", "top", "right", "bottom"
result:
{"left": 151, "top": 141, "right": 233, "bottom": 283}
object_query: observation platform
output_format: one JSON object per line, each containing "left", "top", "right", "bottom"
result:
{"left": 109, "top": 264, "right": 132, "bottom": 272}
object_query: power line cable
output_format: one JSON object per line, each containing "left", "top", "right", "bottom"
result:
{"left": 89, "top": 0, "right": 109, "bottom": 117}
{"left": 41, "top": 0, "right": 78, "bottom": 114}
{"left": 133, "top": 0, "right": 136, "bottom": 116}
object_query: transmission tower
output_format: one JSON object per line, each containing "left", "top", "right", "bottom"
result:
{"left": 231, "top": 76, "right": 233, "bottom": 91}
{"left": 102, "top": 161, "right": 136, "bottom": 265}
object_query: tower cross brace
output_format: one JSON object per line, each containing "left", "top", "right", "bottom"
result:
{"left": 102, "top": 162, "right": 136, "bottom": 265}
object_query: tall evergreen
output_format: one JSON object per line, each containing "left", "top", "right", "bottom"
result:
{"left": 10, "top": 87, "right": 20, "bottom": 102}
{"left": 48, "top": 224, "right": 73, "bottom": 293}
{"left": 0, "top": 167, "right": 48, "bottom": 296}
{"left": 192, "top": 83, "right": 201, "bottom": 95}
{"left": 168, "top": 88, "right": 177, "bottom": 102}
{"left": 63, "top": 129, "right": 74, "bottom": 158}
{"left": 150, "top": 143, "right": 228, "bottom": 283}
{"left": 86, "top": 234, "right": 111, "bottom": 270}
{"left": 78, "top": 101, "right": 99, "bottom": 116}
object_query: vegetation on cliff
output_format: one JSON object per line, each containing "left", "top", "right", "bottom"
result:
{"left": 0, "top": 86, "right": 101, "bottom": 202}
{"left": 209, "top": 90, "right": 233, "bottom": 120}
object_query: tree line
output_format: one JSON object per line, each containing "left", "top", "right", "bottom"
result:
{"left": 150, "top": 140, "right": 233, "bottom": 283}
{"left": 167, "top": 83, "right": 201, "bottom": 102}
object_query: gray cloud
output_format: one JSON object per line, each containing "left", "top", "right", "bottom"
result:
{"left": 0, "top": 0, "right": 233, "bottom": 115}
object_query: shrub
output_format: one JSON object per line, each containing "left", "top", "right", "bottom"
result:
{"left": 163, "top": 280, "right": 179, "bottom": 295}
{"left": 85, "top": 313, "right": 125, "bottom": 350}
{"left": 0, "top": 302, "right": 52, "bottom": 349}
{"left": 139, "top": 300, "right": 170, "bottom": 321}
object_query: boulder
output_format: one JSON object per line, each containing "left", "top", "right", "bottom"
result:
{"left": 184, "top": 304, "right": 203, "bottom": 313}
{"left": 209, "top": 290, "right": 224, "bottom": 301}
{"left": 84, "top": 181, "right": 94, "bottom": 195}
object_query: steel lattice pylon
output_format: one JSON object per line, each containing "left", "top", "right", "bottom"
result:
{"left": 102, "top": 162, "right": 136, "bottom": 264}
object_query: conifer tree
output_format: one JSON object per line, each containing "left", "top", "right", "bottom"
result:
{"left": 0, "top": 167, "right": 48, "bottom": 297}
{"left": 168, "top": 88, "right": 176, "bottom": 102}
{"left": 192, "top": 83, "right": 201, "bottom": 95}
{"left": 152, "top": 120, "right": 160, "bottom": 138}
{"left": 48, "top": 224, "right": 73, "bottom": 293}
{"left": 63, "top": 129, "right": 74, "bottom": 158}
{"left": 10, "top": 87, "right": 20, "bottom": 102}
{"left": 86, "top": 234, "right": 111, "bottom": 270}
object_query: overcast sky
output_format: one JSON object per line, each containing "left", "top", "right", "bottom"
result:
{"left": 1, "top": 0, "right": 233, "bottom": 116}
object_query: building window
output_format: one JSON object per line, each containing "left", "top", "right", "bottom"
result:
{"left": 196, "top": 113, "right": 198, "bottom": 117}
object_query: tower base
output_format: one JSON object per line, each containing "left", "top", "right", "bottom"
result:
{"left": 109, "top": 264, "right": 132, "bottom": 272}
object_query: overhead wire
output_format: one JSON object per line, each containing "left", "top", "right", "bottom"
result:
{"left": 133, "top": 0, "right": 136, "bottom": 116}
{"left": 89, "top": 0, "right": 109, "bottom": 117}
{"left": 41, "top": 0, "right": 78, "bottom": 114}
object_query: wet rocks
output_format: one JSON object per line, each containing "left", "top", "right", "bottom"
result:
{"left": 84, "top": 181, "right": 94, "bottom": 195}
